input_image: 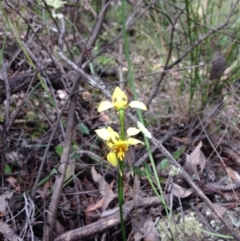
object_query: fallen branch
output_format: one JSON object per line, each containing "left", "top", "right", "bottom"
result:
{"left": 54, "top": 196, "right": 161, "bottom": 241}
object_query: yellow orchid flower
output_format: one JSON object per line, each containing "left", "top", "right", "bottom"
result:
{"left": 95, "top": 126, "right": 144, "bottom": 166}
{"left": 98, "top": 86, "right": 147, "bottom": 112}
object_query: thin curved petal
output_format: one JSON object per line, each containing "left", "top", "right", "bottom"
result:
{"left": 107, "top": 152, "right": 118, "bottom": 166}
{"left": 95, "top": 128, "right": 111, "bottom": 141}
{"left": 98, "top": 101, "right": 114, "bottom": 112}
{"left": 127, "top": 127, "right": 141, "bottom": 137}
{"left": 112, "top": 87, "right": 128, "bottom": 110}
{"left": 137, "top": 121, "right": 152, "bottom": 139}
{"left": 107, "top": 126, "right": 120, "bottom": 143}
{"left": 127, "top": 137, "right": 144, "bottom": 145}
{"left": 129, "top": 101, "right": 147, "bottom": 110}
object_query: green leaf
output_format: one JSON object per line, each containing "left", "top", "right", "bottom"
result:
{"left": 38, "top": 168, "right": 58, "bottom": 187}
{"left": 159, "top": 146, "right": 186, "bottom": 170}
{"left": 55, "top": 144, "right": 63, "bottom": 156}
{"left": 96, "top": 55, "right": 115, "bottom": 65}
{"left": 173, "top": 146, "right": 186, "bottom": 159}
{"left": 159, "top": 158, "right": 170, "bottom": 170}
{"left": 4, "top": 164, "right": 12, "bottom": 175}
{"left": 64, "top": 163, "right": 75, "bottom": 183}
{"left": 78, "top": 123, "right": 90, "bottom": 135}
{"left": 144, "top": 162, "right": 153, "bottom": 176}
{"left": 132, "top": 166, "right": 145, "bottom": 176}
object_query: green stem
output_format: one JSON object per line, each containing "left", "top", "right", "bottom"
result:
{"left": 118, "top": 160, "right": 126, "bottom": 241}
{"left": 119, "top": 109, "right": 125, "bottom": 140}
{"left": 118, "top": 109, "right": 126, "bottom": 241}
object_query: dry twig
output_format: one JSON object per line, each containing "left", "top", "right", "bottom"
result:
{"left": 54, "top": 196, "right": 161, "bottom": 241}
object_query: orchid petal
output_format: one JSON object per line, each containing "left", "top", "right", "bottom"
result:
{"left": 107, "top": 126, "right": 120, "bottom": 143}
{"left": 95, "top": 128, "right": 111, "bottom": 141}
{"left": 107, "top": 152, "right": 118, "bottom": 166}
{"left": 127, "top": 127, "right": 141, "bottom": 137}
{"left": 129, "top": 101, "right": 147, "bottom": 110}
{"left": 112, "top": 87, "right": 128, "bottom": 110}
{"left": 137, "top": 121, "right": 152, "bottom": 139}
{"left": 127, "top": 137, "right": 144, "bottom": 145}
{"left": 98, "top": 101, "right": 114, "bottom": 112}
